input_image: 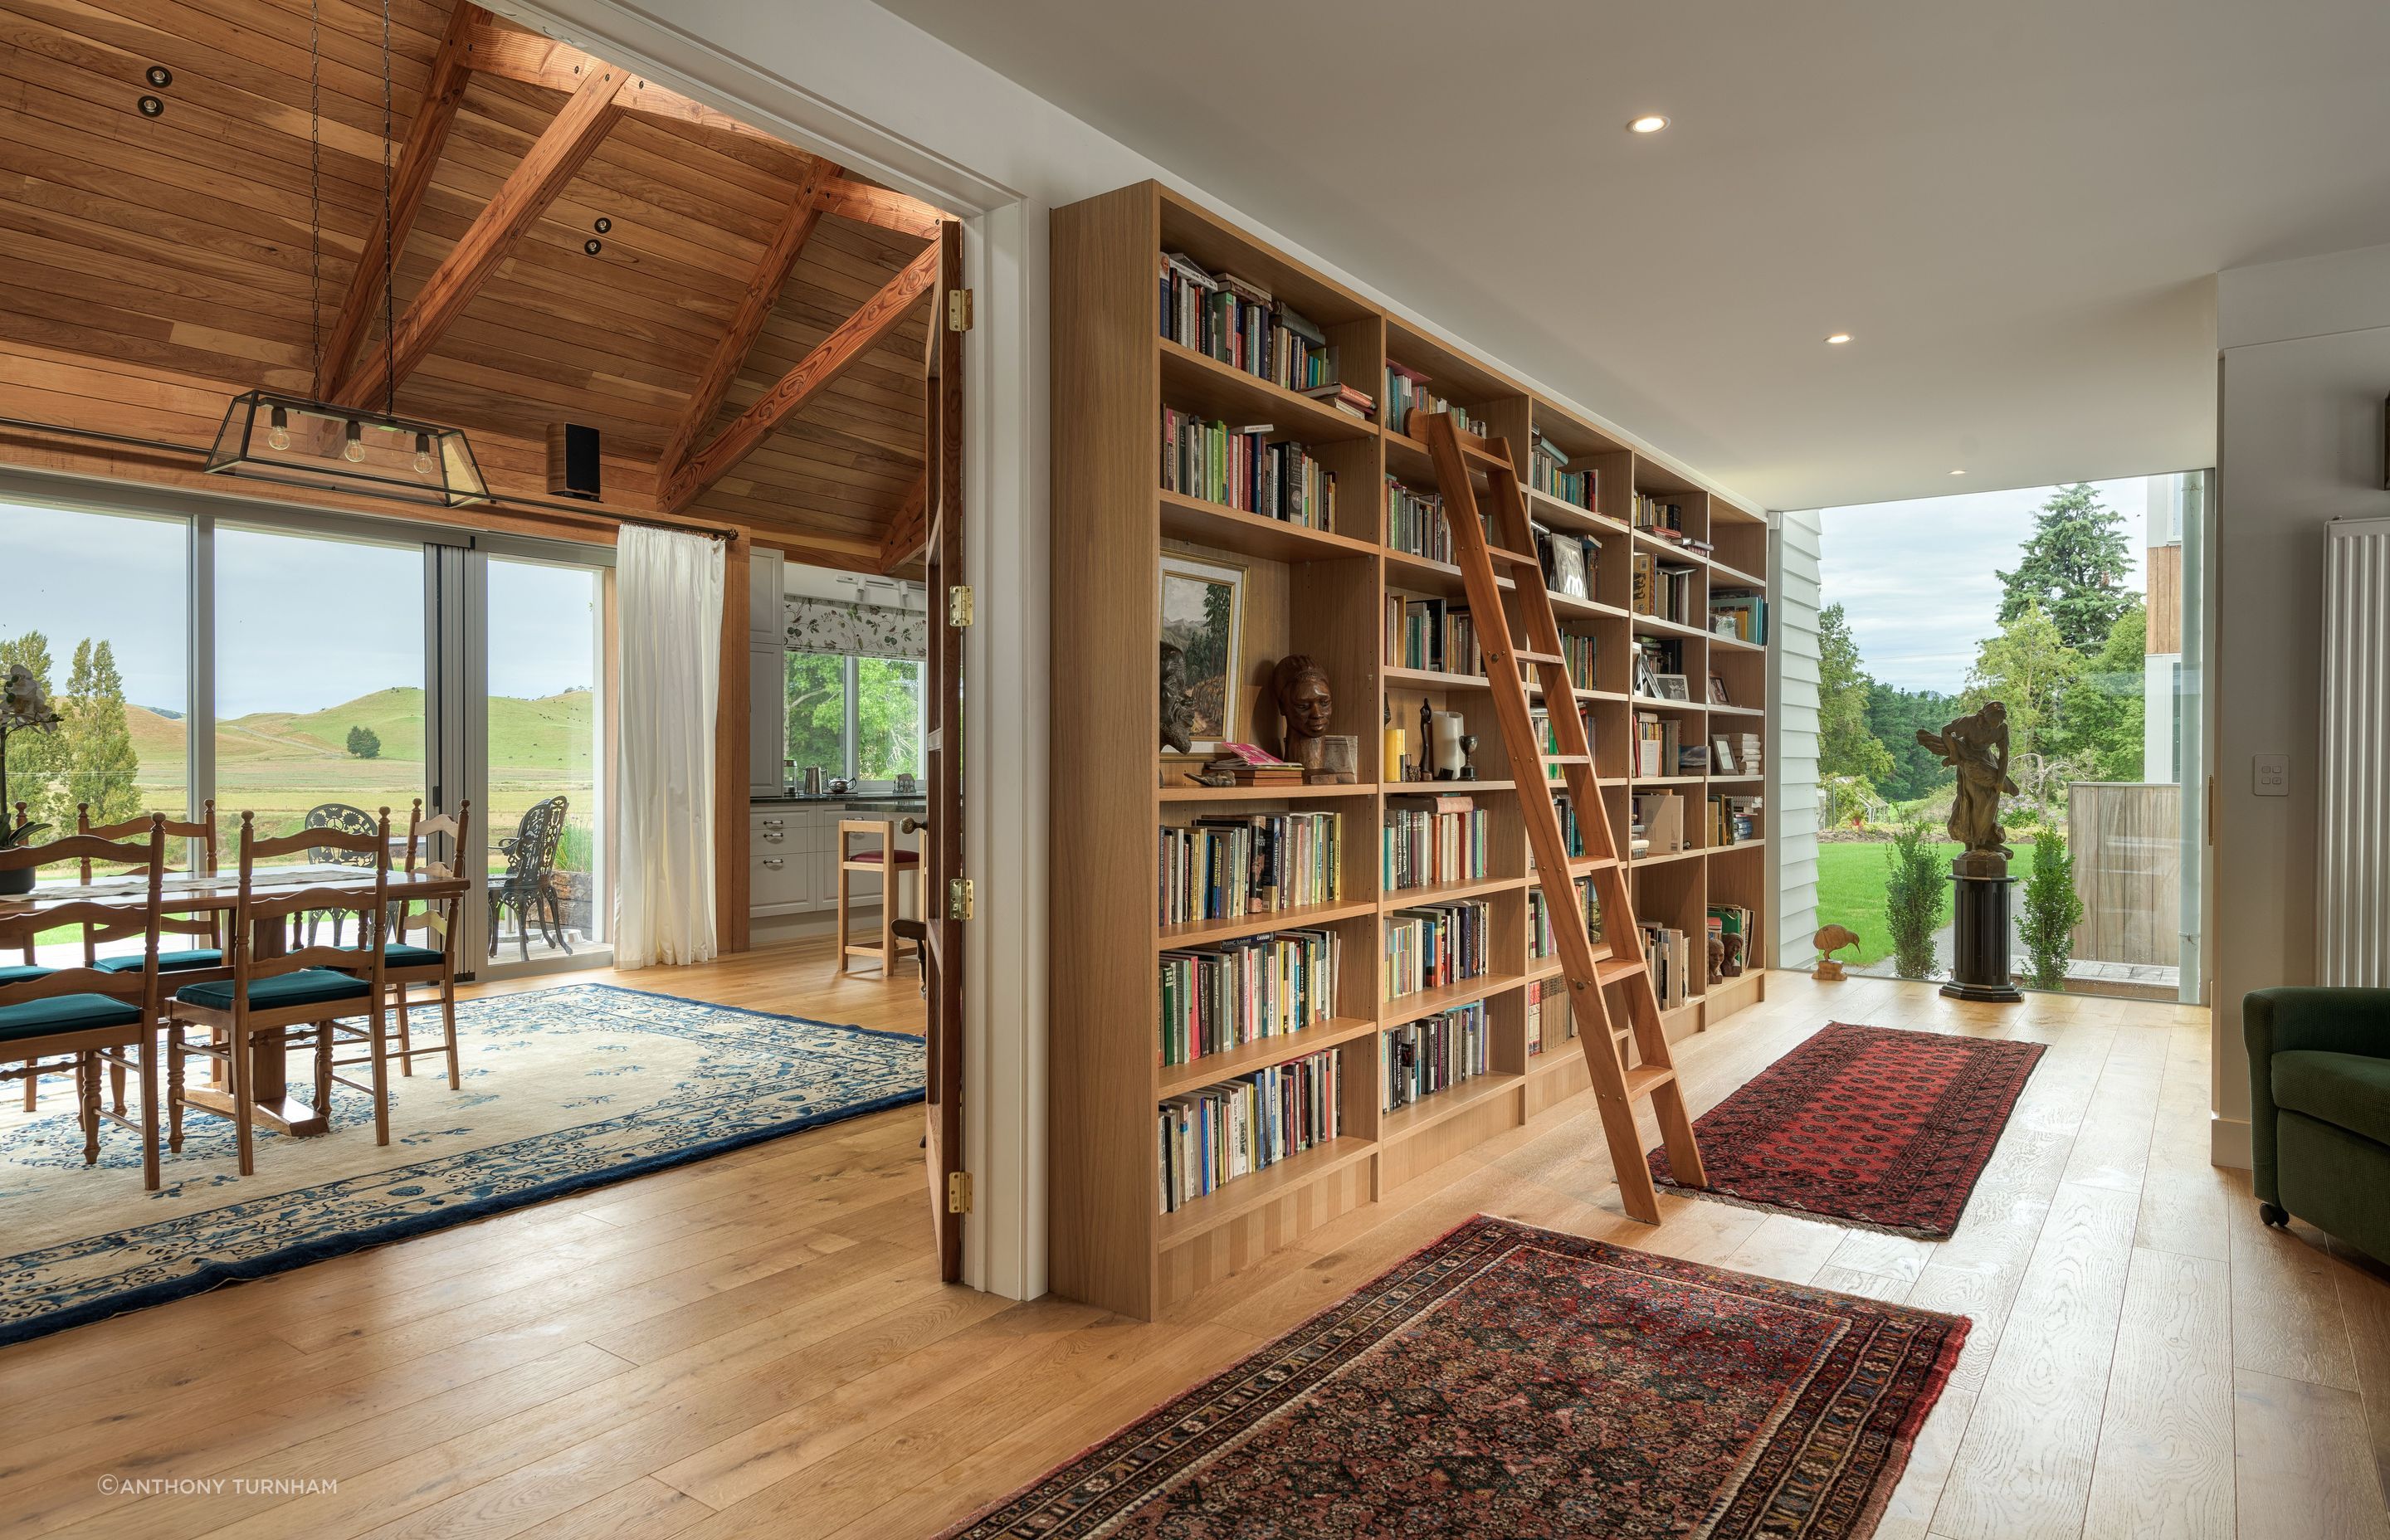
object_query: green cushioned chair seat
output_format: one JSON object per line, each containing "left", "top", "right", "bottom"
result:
{"left": 95, "top": 949, "right": 224, "bottom": 974}
{"left": 0, "top": 965, "right": 51, "bottom": 987}
{"left": 175, "top": 967, "right": 373, "bottom": 1013}
{"left": 0, "top": 993, "right": 142, "bottom": 1041}
{"left": 379, "top": 943, "right": 446, "bottom": 969}
{"left": 2274, "top": 1050, "right": 2390, "bottom": 1149}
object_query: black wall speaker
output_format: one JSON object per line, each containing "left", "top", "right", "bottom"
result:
{"left": 546, "top": 422, "right": 600, "bottom": 500}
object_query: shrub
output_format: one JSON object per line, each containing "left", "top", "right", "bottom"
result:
{"left": 1884, "top": 817, "right": 1948, "bottom": 980}
{"left": 2019, "top": 824, "right": 2084, "bottom": 991}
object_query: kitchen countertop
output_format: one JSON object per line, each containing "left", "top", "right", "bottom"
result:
{"left": 750, "top": 793, "right": 929, "bottom": 810}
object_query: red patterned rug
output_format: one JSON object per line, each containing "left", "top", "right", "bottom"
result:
{"left": 940, "top": 1216, "right": 1968, "bottom": 1539}
{"left": 1651, "top": 1021, "right": 2046, "bottom": 1238}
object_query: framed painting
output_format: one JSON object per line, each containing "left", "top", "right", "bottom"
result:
{"left": 1159, "top": 552, "right": 1246, "bottom": 753}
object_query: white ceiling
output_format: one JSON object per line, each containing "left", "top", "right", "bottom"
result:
{"left": 875, "top": 0, "right": 2390, "bottom": 511}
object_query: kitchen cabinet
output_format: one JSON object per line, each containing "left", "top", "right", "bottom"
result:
{"left": 749, "top": 802, "right": 920, "bottom": 919}
{"left": 748, "top": 548, "right": 784, "bottom": 643}
{"left": 748, "top": 642, "right": 785, "bottom": 797}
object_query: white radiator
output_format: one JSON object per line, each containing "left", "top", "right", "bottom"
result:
{"left": 2319, "top": 516, "right": 2390, "bottom": 985}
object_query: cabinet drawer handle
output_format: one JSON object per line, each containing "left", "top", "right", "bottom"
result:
{"left": 761, "top": 858, "right": 784, "bottom": 870}
{"left": 761, "top": 831, "right": 784, "bottom": 843}
{"left": 759, "top": 819, "right": 784, "bottom": 830}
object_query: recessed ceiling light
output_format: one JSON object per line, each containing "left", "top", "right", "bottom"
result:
{"left": 1824, "top": 333, "right": 1851, "bottom": 345}
{"left": 1949, "top": 469, "right": 1968, "bottom": 476}
{"left": 1627, "top": 115, "right": 1669, "bottom": 134}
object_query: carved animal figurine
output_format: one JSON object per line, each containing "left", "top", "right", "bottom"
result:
{"left": 1812, "top": 923, "right": 1862, "bottom": 982}
{"left": 1272, "top": 655, "right": 1334, "bottom": 773}
{"left": 1158, "top": 641, "right": 1194, "bottom": 754}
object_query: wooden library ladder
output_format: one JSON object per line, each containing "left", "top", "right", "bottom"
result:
{"left": 1417, "top": 412, "right": 1706, "bottom": 1222}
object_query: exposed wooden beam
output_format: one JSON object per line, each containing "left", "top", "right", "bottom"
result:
{"left": 661, "top": 242, "right": 938, "bottom": 513}
{"left": 333, "top": 65, "right": 627, "bottom": 409}
{"left": 658, "top": 157, "right": 840, "bottom": 481}
{"left": 461, "top": 24, "right": 804, "bottom": 160}
{"left": 876, "top": 474, "right": 928, "bottom": 573}
{"left": 319, "top": 1, "right": 482, "bottom": 396}
{"left": 815, "top": 178, "right": 944, "bottom": 241}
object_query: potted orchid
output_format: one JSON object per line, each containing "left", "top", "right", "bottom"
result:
{"left": 2, "top": 661, "right": 62, "bottom": 894}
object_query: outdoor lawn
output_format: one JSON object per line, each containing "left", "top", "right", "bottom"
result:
{"left": 1812, "top": 837, "right": 2039, "bottom": 966}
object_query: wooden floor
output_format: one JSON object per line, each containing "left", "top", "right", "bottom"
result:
{"left": 5, "top": 948, "right": 2388, "bottom": 1539}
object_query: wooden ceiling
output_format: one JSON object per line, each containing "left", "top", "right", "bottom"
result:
{"left": 0, "top": 0, "right": 947, "bottom": 571}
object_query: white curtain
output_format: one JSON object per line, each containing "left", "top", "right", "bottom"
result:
{"left": 616, "top": 525, "right": 724, "bottom": 968}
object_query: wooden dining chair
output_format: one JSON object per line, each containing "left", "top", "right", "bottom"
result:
{"left": 78, "top": 802, "right": 227, "bottom": 1118}
{"left": 358, "top": 798, "right": 471, "bottom": 1088}
{"left": 167, "top": 810, "right": 393, "bottom": 1177}
{"left": 9, "top": 800, "right": 56, "bottom": 1110}
{"left": 0, "top": 816, "right": 170, "bottom": 1189}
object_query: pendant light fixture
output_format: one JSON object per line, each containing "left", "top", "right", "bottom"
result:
{"left": 208, "top": 0, "right": 488, "bottom": 507}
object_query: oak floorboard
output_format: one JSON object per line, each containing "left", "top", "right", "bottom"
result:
{"left": 2080, "top": 1246, "right": 2235, "bottom": 1540}
{"left": 2235, "top": 1367, "right": 2390, "bottom": 1540}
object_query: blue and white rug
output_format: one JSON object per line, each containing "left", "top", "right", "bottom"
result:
{"left": 0, "top": 983, "right": 924, "bottom": 1348}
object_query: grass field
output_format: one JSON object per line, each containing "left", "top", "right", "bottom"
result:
{"left": 1813, "top": 838, "right": 2038, "bottom": 966}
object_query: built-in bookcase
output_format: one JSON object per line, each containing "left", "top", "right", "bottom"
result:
{"left": 1052, "top": 181, "right": 1774, "bottom": 1319}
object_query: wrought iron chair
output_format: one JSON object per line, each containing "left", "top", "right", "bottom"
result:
{"left": 300, "top": 802, "right": 380, "bottom": 946}
{"left": 488, "top": 796, "right": 570, "bottom": 962}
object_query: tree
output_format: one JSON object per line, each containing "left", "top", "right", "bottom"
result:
{"left": 1818, "top": 603, "right": 1894, "bottom": 787}
{"left": 2053, "top": 600, "right": 2146, "bottom": 782}
{"left": 1997, "top": 483, "right": 2133, "bottom": 653}
{"left": 2018, "top": 824, "right": 2084, "bottom": 990}
{"left": 345, "top": 724, "right": 383, "bottom": 760}
{"left": 1884, "top": 817, "right": 1948, "bottom": 980}
{"left": 0, "top": 631, "right": 67, "bottom": 831}
{"left": 62, "top": 639, "right": 141, "bottom": 824}
{"left": 1866, "top": 683, "right": 1961, "bottom": 803}
{"left": 1963, "top": 601, "right": 2081, "bottom": 765}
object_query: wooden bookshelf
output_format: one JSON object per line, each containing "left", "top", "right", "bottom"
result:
{"left": 1051, "top": 180, "right": 1775, "bottom": 1319}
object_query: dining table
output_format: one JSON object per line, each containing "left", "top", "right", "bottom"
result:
{"left": 1, "top": 863, "right": 469, "bottom": 1138}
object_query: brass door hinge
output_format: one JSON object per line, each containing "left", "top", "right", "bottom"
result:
{"left": 949, "top": 877, "right": 975, "bottom": 920}
{"left": 947, "top": 1170, "right": 973, "bottom": 1213}
{"left": 948, "top": 584, "right": 974, "bottom": 627}
{"left": 946, "top": 288, "right": 973, "bottom": 332}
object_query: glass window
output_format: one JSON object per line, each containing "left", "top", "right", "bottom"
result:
{"left": 786, "top": 651, "right": 847, "bottom": 781}
{"left": 486, "top": 557, "right": 605, "bottom": 958}
{"left": 856, "top": 656, "right": 924, "bottom": 781}
{"left": 784, "top": 651, "right": 924, "bottom": 785}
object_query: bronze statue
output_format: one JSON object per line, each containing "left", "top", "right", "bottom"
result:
{"left": 1158, "top": 641, "right": 1194, "bottom": 754}
{"left": 1917, "top": 700, "right": 2020, "bottom": 865}
{"left": 1273, "top": 655, "right": 1333, "bottom": 772}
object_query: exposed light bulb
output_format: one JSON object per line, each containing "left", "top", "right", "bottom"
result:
{"left": 342, "top": 420, "right": 366, "bottom": 463}
{"left": 266, "top": 405, "right": 290, "bottom": 451}
{"left": 1627, "top": 114, "right": 1669, "bottom": 134}
{"left": 412, "top": 431, "right": 435, "bottom": 475}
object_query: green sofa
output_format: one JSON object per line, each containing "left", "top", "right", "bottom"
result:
{"left": 2244, "top": 987, "right": 2390, "bottom": 1260}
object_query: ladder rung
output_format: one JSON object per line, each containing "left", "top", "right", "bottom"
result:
{"left": 1513, "top": 650, "right": 1565, "bottom": 666}
{"left": 1596, "top": 956, "right": 1645, "bottom": 986}
{"left": 1623, "top": 1065, "right": 1675, "bottom": 1099}
{"left": 1540, "top": 755, "right": 1592, "bottom": 767}
{"left": 1490, "top": 547, "right": 1541, "bottom": 570}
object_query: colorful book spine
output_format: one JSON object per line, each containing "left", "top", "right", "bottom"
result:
{"left": 1158, "top": 1045, "right": 1344, "bottom": 1213}
{"left": 1157, "top": 928, "right": 1342, "bottom": 1068}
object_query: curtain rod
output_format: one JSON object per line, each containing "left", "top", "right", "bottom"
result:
{"left": 0, "top": 416, "right": 739, "bottom": 541}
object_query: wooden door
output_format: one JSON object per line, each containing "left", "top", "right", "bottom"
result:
{"left": 921, "top": 220, "right": 966, "bottom": 1282}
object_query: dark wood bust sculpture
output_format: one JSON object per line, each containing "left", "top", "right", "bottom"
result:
{"left": 1272, "top": 654, "right": 1333, "bottom": 772}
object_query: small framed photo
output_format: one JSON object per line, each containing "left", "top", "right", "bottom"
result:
{"left": 1706, "top": 674, "right": 1730, "bottom": 705}
{"left": 1159, "top": 551, "right": 1247, "bottom": 754}
{"left": 1655, "top": 672, "right": 1692, "bottom": 702}
{"left": 1537, "top": 524, "right": 1589, "bottom": 600}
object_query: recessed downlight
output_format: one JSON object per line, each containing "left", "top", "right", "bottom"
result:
{"left": 1949, "top": 469, "right": 1968, "bottom": 476}
{"left": 1627, "top": 114, "right": 1669, "bottom": 134}
{"left": 1825, "top": 333, "right": 1852, "bottom": 345}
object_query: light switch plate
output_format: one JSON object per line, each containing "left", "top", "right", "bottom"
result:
{"left": 2254, "top": 753, "right": 2290, "bottom": 797}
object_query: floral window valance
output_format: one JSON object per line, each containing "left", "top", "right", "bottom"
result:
{"left": 784, "top": 597, "right": 927, "bottom": 660}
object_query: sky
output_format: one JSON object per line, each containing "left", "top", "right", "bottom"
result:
{"left": 1, "top": 501, "right": 598, "bottom": 717}
{"left": 1817, "top": 476, "right": 2153, "bottom": 696}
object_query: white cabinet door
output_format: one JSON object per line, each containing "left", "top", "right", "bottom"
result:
{"left": 749, "top": 642, "right": 784, "bottom": 797}
{"left": 748, "top": 548, "right": 784, "bottom": 643}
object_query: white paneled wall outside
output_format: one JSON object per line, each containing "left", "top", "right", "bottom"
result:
{"left": 1773, "top": 509, "right": 1825, "bottom": 967}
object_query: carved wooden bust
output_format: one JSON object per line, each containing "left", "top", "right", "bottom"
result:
{"left": 1272, "top": 655, "right": 1333, "bottom": 771}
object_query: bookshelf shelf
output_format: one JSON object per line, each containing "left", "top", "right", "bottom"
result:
{"left": 1632, "top": 847, "right": 1710, "bottom": 868}
{"left": 1053, "top": 179, "right": 1773, "bottom": 1318}
{"left": 1158, "top": 1016, "right": 1380, "bottom": 1097}
{"left": 1710, "top": 634, "right": 1766, "bottom": 654}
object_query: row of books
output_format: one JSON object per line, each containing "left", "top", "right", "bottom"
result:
{"left": 1711, "top": 731, "right": 1763, "bottom": 777}
{"left": 1529, "top": 435, "right": 1597, "bottom": 510}
{"left": 1632, "top": 493, "right": 1714, "bottom": 555}
{"left": 1385, "top": 362, "right": 1486, "bottom": 438}
{"left": 1528, "top": 877, "right": 1603, "bottom": 958}
{"left": 1385, "top": 478, "right": 1464, "bottom": 561}
{"left": 1632, "top": 552, "right": 1699, "bottom": 624}
{"left": 1158, "top": 1046, "right": 1343, "bottom": 1215}
{"left": 1158, "top": 928, "right": 1340, "bottom": 1068}
{"left": 1158, "top": 251, "right": 1349, "bottom": 401}
{"left": 1383, "top": 595, "right": 1485, "bottom": 676}
{"left": 1385, "top": 899, "right": 1490, "bottom": 1001}
{"left": 1634, "top": 712, "right": 1682, "bottom": 780}
{"left": 1559, "top": 631, "right": 1597, "bottom": 691}
{"left": 1524, "top": 978, "right": 1578, "bottom": 1056}
{"left": 1383, "top": 1002, "right": 1489, "bottom": 1111}
{"left": 1641, "top": 920, "right": 1696, "bottom": 1008}
{"left": 1157, "top": 812, "right": 1342, "bottom": 928}
{"left": 1710, "top": 793, "right": 1763, "bottom": 846}
{"left": 1706, "top": 905, "right": 1753, "bottom": 979}
{"left": 1159, "top": 408, "right": 1335, "bottom": 527}
{"left": 1529, "top": 703, "right": 1593, "bottom": 782}
{"left": 1545, "top": 790, "right": 1587, "bottom": 860}
{"left": 1710, "top": 589, "right": 1768, "bottom": 643}
{"left": 1383, "top": 793, "right": 1488, "bottom": 892}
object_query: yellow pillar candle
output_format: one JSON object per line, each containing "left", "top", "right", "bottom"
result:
{"left": 1383, "top": 726, "right": 1406, "bottom": 782}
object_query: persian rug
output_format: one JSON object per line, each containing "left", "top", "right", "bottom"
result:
{"left": 1650, "top": 1021, "right": 2046, "bottom": 1238}
{"left": 943, "top": 1216, "right": 1966, "bottom": 1540}
{"left": 0, "top": 983, "right": 922, "bottom": 1348}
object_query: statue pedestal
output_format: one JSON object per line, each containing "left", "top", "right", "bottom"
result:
{"left": 1941, "top": 860, "right": 2022, "bottom": 1003}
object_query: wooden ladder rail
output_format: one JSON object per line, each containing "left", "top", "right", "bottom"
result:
{"left": 1417, "top": 412, "right": 1706, "bottom": 1222}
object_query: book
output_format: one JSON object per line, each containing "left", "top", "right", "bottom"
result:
{"left": 1157, "top": 251, "right": 1339, "bottom": 392}
{"left": 1158, "top": 1045, "right": 1344, "bottom": 1213}
{"left": 1383, "top": 795, "right": 1486, "bottom": 891}
{"left": 1158, "top": 811, "right": 1342, "bottom": 926}
{"left": 1383, "top": 1002, "right": 1489, "bottom": 1111}
{"left": 1157, "top": 928, "right": 1342, "bottom": 1068}
{"left": 1159, "top": 407, "right": 1336, "bottom": 528}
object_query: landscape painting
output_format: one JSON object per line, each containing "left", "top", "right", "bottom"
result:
{"left": 1158, "top": 553, "right": 1244, "bottom": 753}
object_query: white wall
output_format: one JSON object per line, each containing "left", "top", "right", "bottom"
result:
{"left": 2212, "top": 240, "right": 2390, "bottom": 1167}
{"left": 1773, "top": 510, "right": 1825, "bottom": 965}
